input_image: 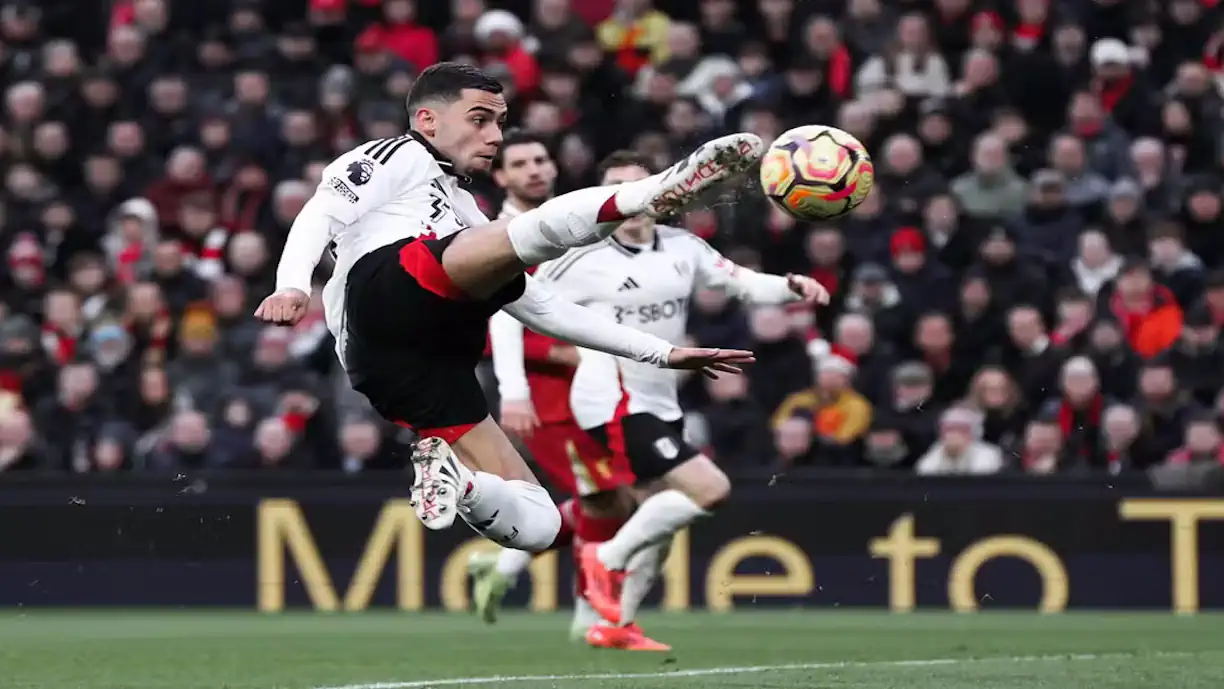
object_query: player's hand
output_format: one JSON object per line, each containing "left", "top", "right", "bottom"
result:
{"left": 786, "top": 274, "right": 830, "bottom": 306}
{"left": 665, "top": 347, "right": 755, "bottom": 379}
{"left": 500, "top": 399, "right": 540, "bottom": 438}
{"left": 255, "top": 288, "right": 310, "bottom": 326}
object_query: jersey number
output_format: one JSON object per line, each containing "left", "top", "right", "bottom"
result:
{"left": 429, "top": 195, "right": 450, "bottom": 222}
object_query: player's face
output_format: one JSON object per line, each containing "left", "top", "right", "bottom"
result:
{"left": 495, "top": 142, "right": 556, "bottom": 204}
{"left": 602, "top": 164, "right": 655, "bottom": 235}
{"left": 426, "top": 88, "right": 507, "bottom": 174}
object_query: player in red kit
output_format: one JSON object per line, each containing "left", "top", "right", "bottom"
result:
{"left": 469, "top": 132, "right": 635, "bottom": 632}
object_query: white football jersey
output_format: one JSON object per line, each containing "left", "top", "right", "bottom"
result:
{"left": 535, "top": 227, "right": 744, "bottom": 429}
{"left": 312, "top": 133, "right": 489, "bottom": 362}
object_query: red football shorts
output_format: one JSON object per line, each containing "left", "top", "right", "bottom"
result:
{"left": 526, "top": 420, "right": 636, "bottom": 496}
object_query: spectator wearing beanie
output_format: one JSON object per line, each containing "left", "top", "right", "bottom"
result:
{"left": 888, "top": 226, "right": 954, "bottom": 316}
{"left": 772, "top": 345, "right": 872, "bottom": 461}
{"left": 475, "top": 9, "right": 539, "bottom": 95}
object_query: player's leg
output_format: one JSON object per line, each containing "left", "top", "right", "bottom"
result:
{"left": 345, "top": 234, "right": 563, "bottom": 553}
{"left": 584, "top": 534, "right": 673, "bottom": 652}
{"left": 470, "top": 423, "right": 631, "bottom": 623}
{"left": 410, "top": 418, "right": 566, "bottom": 552}
{"left": 580, "top": 416, "right": 724, "bottom": 623}
{"left": 439, "top": 133, "right": 764, "bottom": 299}
{"left": 469, "top": 496, "right": 578, "bottom": 623}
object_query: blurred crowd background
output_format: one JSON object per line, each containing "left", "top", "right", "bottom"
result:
{"left": 2, "top": 0, "right": 1224, "bottom": 478}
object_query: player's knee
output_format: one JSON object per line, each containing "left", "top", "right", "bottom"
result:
{"left": 670, "top": 455, "right": 731, "bottom": 510}
{"left": 579, "top": 486, "right": 635, "bottom": 519}
{"left": 695, "top": 469, "right": 732, "bottom": 509}
{"left": 516, "top": 502, "right": 563, "bottom": 553}
{"left": 506, "top": 481, "right": 563, "bottom": 552}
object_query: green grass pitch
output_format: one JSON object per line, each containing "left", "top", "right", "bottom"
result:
{"left": 1, "top": 610, "right": 1221, "bottom": 689}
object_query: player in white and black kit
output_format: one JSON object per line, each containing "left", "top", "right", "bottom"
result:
{"left": 254, "top": 62, "right": 764, "bottom": 554}
{"left": 490, "top": 151, "right": 828, "bottom": 644}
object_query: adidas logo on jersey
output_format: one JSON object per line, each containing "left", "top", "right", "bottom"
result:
{"left": 618, "top": 277, "right": 641, "bottom": 292}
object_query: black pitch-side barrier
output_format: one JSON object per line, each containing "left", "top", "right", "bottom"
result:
{"left": 0, "top": 472, "right": 1221, "bottom": 612}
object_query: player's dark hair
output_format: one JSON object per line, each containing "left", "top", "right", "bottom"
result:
{"left": 494, "top": 129, "right": 550, "bottom": 170}
{"left": 406, "top": 61, "right": 503, "bottom": 111}
{"left": 597, "top": 150, "right": 655, "bottom": 179}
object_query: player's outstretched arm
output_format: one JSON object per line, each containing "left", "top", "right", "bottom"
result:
{"left": 502, "top": 277, "right": 753, "bottom": 378}
{"left": 684, "top": 235, "right": 830, "bottom": 306}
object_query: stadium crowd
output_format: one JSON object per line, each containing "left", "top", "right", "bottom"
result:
{"left": 1, "top": 0, "right": 1223, "bottom": 476}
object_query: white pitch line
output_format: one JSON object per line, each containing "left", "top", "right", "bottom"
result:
{"left": 315, "top": 651, "right": 1192, "bottom": 689}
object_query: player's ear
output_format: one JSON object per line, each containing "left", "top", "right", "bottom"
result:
{"left": 412, "top": 105, "right": 438, "bottom": 137}
{"left": 492, "top": 169, "right": 506, "bottom": 187}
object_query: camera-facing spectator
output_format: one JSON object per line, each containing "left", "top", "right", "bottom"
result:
{"left": 147, "top": 409, "right": 222, "bottom": 470}
{"left": 882, "top": 361, "right": 939, "bottom": 467}
{"left": 1166, "top": 414, "right": 1224, "bottom": 467}
{"left": 967, "top": 366, "right": 1026, "bottom": 453}
{"left": 696, "top": 370, "right": 770, "bottom": 466}
{"left": 1021, "top": 414, "right": 1066, "bottom": 475}
{"left": 254, "top": 416, "right": 304, "bottom": 469}
{"left": 1135, "top": 355, "right": 1196, "bottom": 459}
{"left": 35, "top": 362, "right": 102, "bottom": 471}
{"left": 774, "top": 345, "right": 872, "bottom": 464}
{"left": 339, "top": 417, "right": 399, "bottom": 473}
{"left": 773, "top": 414, "right": 818, "bottom": 468}
{"left": 1148, "top": 221, "right": 1205, "bottom": 308}
{"left": 0, "top": 409, "right": 40, "bottom": 471}
{"left": 1168, "top": 305, "right": 1224, "bottom": 408}
{"left": 1046, "top": 355, "right": 1108, "bottom": 465}
{"left": 915, "top": 406, "right": 1003, "bottom": 475}
{"left": 1101, "top": 404, "right": 1149, "bottom": 473}
{"left": 166, "top": 305, "right": 239, "bottom": 416}
{"left": 1071, "top": 230, "right": 1122, "bottom": 299}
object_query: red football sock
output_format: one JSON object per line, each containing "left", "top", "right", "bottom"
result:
{"left": 547, "top": 498, "right": 578, "bottom": 551}
{"left": 574, "top": 504, "right": 626, "bottom": 544}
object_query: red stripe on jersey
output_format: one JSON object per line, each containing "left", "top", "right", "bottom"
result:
{"left": 604, "top": 372, "right": 632, "bottom": 463}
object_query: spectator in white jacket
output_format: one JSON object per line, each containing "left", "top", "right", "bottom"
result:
{"left": 916, "top": 407, "right": 1005, "bottom": 475}
{"left": 855, "top": 13, "right": 951, "bottom": 99}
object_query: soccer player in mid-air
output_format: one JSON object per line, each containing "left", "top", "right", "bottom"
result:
{"left": 485, "top": 151, "right": 829, "bottom": 649}
{"left": 254, "top": 61, "right": 763, "bottom": 555}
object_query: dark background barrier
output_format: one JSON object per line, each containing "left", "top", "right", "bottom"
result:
{"left": 1, "top": 473, "right": 1222, "bottom": 612}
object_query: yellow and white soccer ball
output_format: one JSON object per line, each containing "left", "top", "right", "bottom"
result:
{"left": 759, "top": 125, "right": 874, "bottom": 221}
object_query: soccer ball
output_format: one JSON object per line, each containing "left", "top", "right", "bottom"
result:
{"left": 759, "top": 125, "right": 874, "bottom": 221}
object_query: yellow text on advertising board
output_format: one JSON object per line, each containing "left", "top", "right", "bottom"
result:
{"left": 256, "top": 498, "right": 1224, "bottom": 613}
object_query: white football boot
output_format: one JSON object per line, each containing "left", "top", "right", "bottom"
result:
{"left": 611, "top": 132, "right": 765, "bottom": 221}
{"left": 407, "top": 437, "right": 473, "bottom": 530}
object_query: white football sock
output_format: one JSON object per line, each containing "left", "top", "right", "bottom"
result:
{"left": 506, "top": 186, "right": 630, "bottom": 265}
{"left": 570, "top": 595, "right": 604, "bottom": 641}
{"left": 619, "top": 538, "right": 671, "bottom": 626}
{"left": 495, "top": 547, "right": 533, "bottom": 579}
{"left": 596, "top": 490, "right": 707, "bottom": 570}
{"left": 461, "top": 474, "right": 561, "bottom": 552}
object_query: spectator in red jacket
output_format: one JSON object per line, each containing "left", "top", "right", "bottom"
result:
{"left": 377, "top": 0, "right": 438, "bottom": 73}
{"left": 474, "top": 9, "right": 540, "bottom": 95}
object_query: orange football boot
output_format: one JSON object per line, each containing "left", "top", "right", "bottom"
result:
{"left": 585, "top": 623, "right": 672, "bottom": 651}
{"left": 579, "top": 542, "right": 624, "bottom": 624}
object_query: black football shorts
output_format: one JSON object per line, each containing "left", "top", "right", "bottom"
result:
{"left": 343, "top": 233, "right": 526, "bottom": 438}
